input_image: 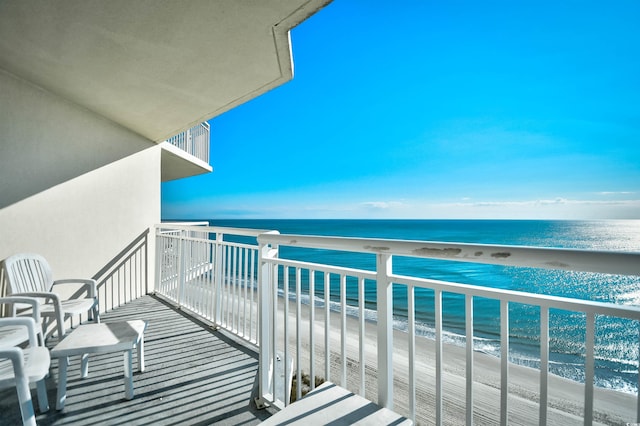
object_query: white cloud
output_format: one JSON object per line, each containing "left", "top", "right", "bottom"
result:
{"left": 425, "top": 198, "right": 640, "bottom": 220}
{"left": 171, "top": 194, "right": 640, "bottom": 220}
{"left": 598, "top": 191, "right": 635, "bottom": 195}
{"left": 360, "top": 201, "right": 406, "bottom": 210}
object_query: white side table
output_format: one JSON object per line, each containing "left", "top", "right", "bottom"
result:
{"left": 50, "top": 320, "right": 147, "bottom": 410}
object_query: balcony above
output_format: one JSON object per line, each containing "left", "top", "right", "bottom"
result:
{"left": 161, "top": 123, "right": 213, "bottom": 181}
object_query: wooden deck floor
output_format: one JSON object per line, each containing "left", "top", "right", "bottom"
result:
{"left": 0, "top": 295, "right": 276, "bottom": 425}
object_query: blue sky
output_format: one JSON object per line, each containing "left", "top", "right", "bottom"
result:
{"left": 162, "top": 1, "right": 640, "bottom": 220}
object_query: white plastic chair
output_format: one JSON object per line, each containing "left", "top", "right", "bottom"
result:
{"left": 0, "top": 297, "right": 43, "bottom": 346}
{"left": 3, "top": 253, "right": 100, "bottom": 340}
{"left": 0, "top": 317, "right": 51, "bottom": 426}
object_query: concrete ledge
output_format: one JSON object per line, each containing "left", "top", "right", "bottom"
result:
{"left": 261, "top": 381, "right": 412, "bottom": 425}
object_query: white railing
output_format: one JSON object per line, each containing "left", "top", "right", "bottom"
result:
{"left": 155, "top": 224, "right": 271, "bottom": 345}
{"left": 154, "top": 225, "right": 640, "bottom": 425}
{"left": 256, "top": 233, "right": 640, "bottom": 425}
{"left": 164, "top": 122, "right": 210, "bottom": 164}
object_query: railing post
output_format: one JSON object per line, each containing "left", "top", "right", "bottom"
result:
{"left": 177, "top": 231, "right": 186, "bottom": 308}
{"left": 376, "top": 253, "right": 393, "bottom": 409}
{"left": 154, "top": 226, "right": 162, "bottom": 296}
{"left": 214, "top": 231, "right": 224, "bottom": 326}
{"left": 257, "top": 234, "right": 278, "bottom": 407}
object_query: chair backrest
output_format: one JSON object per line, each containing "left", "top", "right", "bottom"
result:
{"left": 2, "top": 254, "right": 54, "bottom": 295}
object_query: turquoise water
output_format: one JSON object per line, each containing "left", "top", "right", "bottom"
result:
{"left": 206, "top": 219, "right": 640, "bottom": 394}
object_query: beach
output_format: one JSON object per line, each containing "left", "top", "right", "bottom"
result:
{"left": 273, "top": 296, "right": 637, "bottom": 425}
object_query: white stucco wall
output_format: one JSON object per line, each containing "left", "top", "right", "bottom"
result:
{"left": 0, "top": 69, "right": 160, "bottom": 291}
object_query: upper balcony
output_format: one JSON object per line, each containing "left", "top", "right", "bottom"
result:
{"left": 160, "top": 122, "right": 213, "bottom": 182}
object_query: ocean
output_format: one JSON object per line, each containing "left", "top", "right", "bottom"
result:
{"left": 206, "top": 219, "right": 640, "bottom": 394}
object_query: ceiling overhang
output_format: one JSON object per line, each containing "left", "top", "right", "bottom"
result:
{"left": 0, "top": 0, "right": 331, "bottom": 143}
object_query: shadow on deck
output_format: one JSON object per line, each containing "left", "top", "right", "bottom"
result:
{"left": 0, "top": 295, "right": 276, "bottom": 426}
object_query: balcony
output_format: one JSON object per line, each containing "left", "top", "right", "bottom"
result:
{"left": 154, "top": 224, "right": 640, "bottom": 425}
{"left": 0, "top": 294, "right": 276, "bottom": 425}
{"left": 2, "top": 224, "right": 639, "bottom": 425}
{"left": 161, "top": 123, "right": 212, "bottom": 182}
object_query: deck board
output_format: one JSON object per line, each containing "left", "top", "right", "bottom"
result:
{"left": 0, "top": 295, "right": 276, "bottom": 425}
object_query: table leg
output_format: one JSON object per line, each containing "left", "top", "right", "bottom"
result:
{"left": 123, "top": 350, "right": 134, "bottom": 400}
{"left": 56, "top": 356, "right": 68, "bottom": 410}
{"left": 81, "top": 353, "right": 89, "bottom": 378}
{"left": 137, "top": 334, "right": 145, "bottom": 372}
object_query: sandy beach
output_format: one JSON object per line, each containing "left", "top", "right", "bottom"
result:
{"left": 271, "top": 296, "right": 637, "bottom": 426}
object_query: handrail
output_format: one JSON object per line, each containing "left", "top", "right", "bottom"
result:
{"left": 157, "top": 223, "right": 273, "bottom": 238}
{"left": 257, "top": 233, "right": 640, "bottom": 275}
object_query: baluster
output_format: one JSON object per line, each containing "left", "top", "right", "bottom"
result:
{"left": 435, "top": 289, "right": 443, "bottom": 426}
{"left": 466, "top": 294, "right": 474, "bottom": 426}
{"left": 408, "top": 284, "right": 416, "bottom": 421}
{"left": 359, "top": 276, "right": 366, "bottom": 397}
{"left": 296, "top": 268, "right": 302, "bottom": 402}
{"left": 584, "top": 311, "right": 595, "bottom": 426}
{"left": 340, "top": 274, "right": 347, "bottom": 387}
{"left": 500, "top": 300, "right": 509, "bottom": 426}
{"left": 309, "top": 270, "right": 316, "bottom": 391}
{"left": 325, "top": 272, "right": 331, "bottom": 382}
{"left": 539, "top": 306, "right": 549, "bottom": 425}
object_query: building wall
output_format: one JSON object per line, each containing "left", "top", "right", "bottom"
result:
{"left": 0, "top": 69, "right": 160, "bottom": 306}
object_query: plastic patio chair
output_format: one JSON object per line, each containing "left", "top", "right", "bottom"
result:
{"left": 0, "top": 317, "right": 51, "bottom": 426}
{"left": 0, "top": 297, "right": 43, "bottom": 346}
{"left": 2, "top": 253, "right": 100, "bottom": 340}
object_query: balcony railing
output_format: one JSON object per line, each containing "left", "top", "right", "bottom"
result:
{"left": 164, "top": 122, "right": 210, "bottom": 164}
{"left": 155, "top": 223, "right": 266, "bottom": 346}
{"left": 154, "top": 224, "right": 640, "bottom": 425}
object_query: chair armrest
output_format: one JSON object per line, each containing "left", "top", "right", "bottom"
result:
{"left": 53, "top": 279, "right": 98, "bottom": 298}
{"left": 0, "top": 296, "right": 41, "bottom": 323}
{"left": 0, "top": 347, "right": 25, "bottom": 374}
{"left": 11, "top": 292, "right": 65, "bottom": 340}
{"left": 8, "top": 291, "right": 61, "bottom": 306}
{"left": 0, "top": 317, "right": 39, "bottom": 346}
{"left": 8, "top": 292, "right": 63, "bottom": 321}
{"left": 0, "top": 346, "right": 23, "bottom": 359}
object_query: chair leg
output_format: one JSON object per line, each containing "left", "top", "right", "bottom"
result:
{"left": 37, "top": 324, "right": 45, "bottom": 346}
{"left": 41, "top": 317, "right": 52, "bottom": 342}
{"left": 81, "top": 353, "right": 89, "bottom": 378}
{"left": 16, "top": 376, "right": 36, "bottom": 426}
{"left": 55, "top": 312, "right": 65, "bottom": 340}
{"left": 36, "top": 378, "right": 49, "bottom": 413}
{"left": 137, "top": 336, "right": 145, "bottom": 373}
{"left": 93, "top": 304, "right": 101, "bottom": 324}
